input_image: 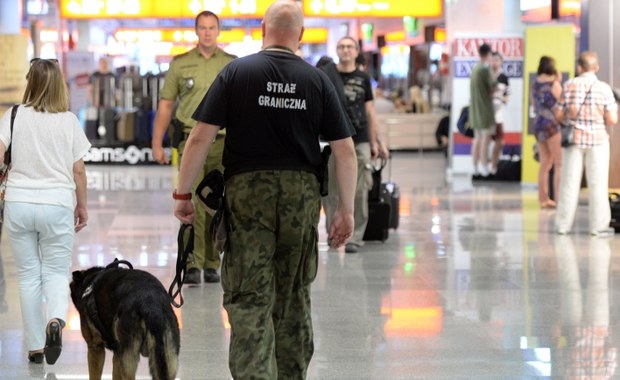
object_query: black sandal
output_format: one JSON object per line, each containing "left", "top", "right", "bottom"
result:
{"left": 28, "top": 351, "right": 44, "bottom": 364}
{"left": 44, "top": 319, "right": 64, "bottom": 365}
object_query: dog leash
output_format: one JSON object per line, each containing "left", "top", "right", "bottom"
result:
{"left": 168, "top": 224, "right": 194, "bottom": 308}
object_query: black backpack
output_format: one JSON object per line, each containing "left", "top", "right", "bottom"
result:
{"left": 457, "top": 106, "right": 474, "bottom": 138}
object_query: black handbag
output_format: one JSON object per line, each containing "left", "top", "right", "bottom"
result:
{"left": 560, "top": 82, "right": 594, "bottom": 148}
{"left": 560, "top": 121, "right": 575, "bottom": 148}
{"left": 610, "top": 192, "right": 620, "bottom": 232}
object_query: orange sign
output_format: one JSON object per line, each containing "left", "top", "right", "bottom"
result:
{"left": 560, "top": 0, "right": 581, "bottom": 17}
{"left": 303, "top": 0, "right": 442, "bottom": 17}
{"left": 60, "top": 0, "right": 273, "bottom": 18}
{"left": 114, "top": 28, "right": 328, "bottom": 44}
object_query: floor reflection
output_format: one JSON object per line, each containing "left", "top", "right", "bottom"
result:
{"left": 0, "top": 153, "right": 619, "bottom": 379}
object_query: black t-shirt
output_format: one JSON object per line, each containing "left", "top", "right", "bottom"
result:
{"left": 193, "top": 50, "right": 353, "bottom": 179}
{"left": 340, "top": 69, "right": 373, "bottom": 143}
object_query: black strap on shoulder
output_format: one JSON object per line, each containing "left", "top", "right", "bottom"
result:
{"left": 168, "top": 224, "right": 194, "bottom": 308}
{"left": 4, "top": 105, "right": 18, "bottom": 166}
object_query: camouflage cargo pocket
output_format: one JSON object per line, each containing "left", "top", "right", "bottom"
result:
{"left": 302, "top": 226, "right": 319, "bottom": 285}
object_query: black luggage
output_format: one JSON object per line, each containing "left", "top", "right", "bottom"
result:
{"left": 98, "top": 107, "right": 116, "bottom": 144}
{"left": 370, "top": 155, "right": 400, "bottom": 230}
{"left": 363, "top": 154, "right": 400, "bottom": 241}
{"left": 610, "top": 193, "right": 620, "bottom": 232}
{"left": 363, "top": 200, "right": 391, "bottom": 242}
{"left": 84, "top": 106, "right": 98, "bottom": 140}
{"left": 383, "top": 182, "right": 400, "bottom": 229}
{"left": 135, "top": 108, "right": 151, "bottom": 145}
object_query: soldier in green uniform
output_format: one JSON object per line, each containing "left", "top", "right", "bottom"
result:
{"left": 152, "top": 10, "right": 236, "bottom": 284}
{"left": 174, "top": 2, "right": 357, "bottom": 378}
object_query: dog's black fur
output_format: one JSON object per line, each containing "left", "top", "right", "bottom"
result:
{"left": 70, "top": 266, "right": 180, "bottom": 380}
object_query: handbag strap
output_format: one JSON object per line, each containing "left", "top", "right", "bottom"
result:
{"left": 575, "top": 81, "right": 595, "bottom": 118}
{"left": 4, "top": 105, "right": 18, "bottom": 166}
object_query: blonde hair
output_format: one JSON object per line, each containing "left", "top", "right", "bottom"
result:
{"left": 23, "top": 59, "right": 69, "bottom": 113}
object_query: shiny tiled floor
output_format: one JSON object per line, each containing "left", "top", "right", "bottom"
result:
{"left": 1, "top": 151, "right": 619, "bottom": 379}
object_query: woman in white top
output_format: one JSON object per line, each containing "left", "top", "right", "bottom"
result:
{"left": 0, "top": 58, "right": 91, "bottom": 365}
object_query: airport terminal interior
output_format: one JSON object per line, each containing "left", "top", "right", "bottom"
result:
{"left": 1, "top": 0, "right": 620, "bottom": 379}
{"left": 1, "top": 151, "right": 619, "bottom": 379}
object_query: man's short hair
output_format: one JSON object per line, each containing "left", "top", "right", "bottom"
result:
{"left": 577, "top": 51, "right": 598, "bottom": 71}
{"left": 492, "top": 51, "right": 503, "bottom": 60}
{"left": 479, "top": 43, "right": 492, "bottom": 57}
{"left": 195, "top": 10, "right": 220, "bottom": 29}
{"left": 338, "top": 36, "right": 360, "bottom": 51}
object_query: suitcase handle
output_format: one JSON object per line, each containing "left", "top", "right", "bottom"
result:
{"left": 369, "top": 157, "right": 387, "bottom": 173}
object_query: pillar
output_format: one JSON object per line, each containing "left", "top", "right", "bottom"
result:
{"left": 0, "top": 0, "right": 28, "bottom": 114}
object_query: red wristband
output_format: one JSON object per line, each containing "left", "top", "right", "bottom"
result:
{"left": 172, "top": 190, "right": 192, "bottom": 200}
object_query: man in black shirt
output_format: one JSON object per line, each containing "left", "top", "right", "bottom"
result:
{"left": 322, "top": 36, "right": 388, "bottom": 253}
{"left": 173, "top": 1, "right": 357, "bottom": 378}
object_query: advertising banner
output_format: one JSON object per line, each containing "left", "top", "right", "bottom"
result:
{"left": 450, "top": 35, "right": 524, "bottom": 175}
{"left": 65, "top": 50, "right": 94, "bottom": 114}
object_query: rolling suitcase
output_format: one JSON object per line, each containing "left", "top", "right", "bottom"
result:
{"left": 98, "top": 107, "right": 117, "bottom": 144}
{"left": 117, "top": 111, "right": 136, "bottom": 143}
{"left": 382, "top": 181, "right": 400, "bottom": 230}
{"left": 363, "top": 199, "right": 391, "bottom": 242}
{"left": 383, "top": 152, "right": 400, "bottom": 230}
{"left": 368, "top": 154, "right": 400, "bottom": 230}
{"left": 363, "top": 155, "right": 396, "bottom": 242}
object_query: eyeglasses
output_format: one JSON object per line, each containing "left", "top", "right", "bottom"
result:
{"left": 337, "top": 45, "right": 356, "bottom": 50}
{"left": 30, "top": 58, "right": 59, "bottom": 65}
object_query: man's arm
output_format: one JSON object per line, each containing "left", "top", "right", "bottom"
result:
{"left": 605, "top": 109, "right": 618, "bottom": 126}
{"left": 327, "top": 137, "right": 356, "bottom": 248}
{"left": 365, "top": 100, "right": 387, "bottom": 159}
{"left": 174, "top": 121, "right": 220, "bottom": 224}
{"left": 604, "top": 87, "right": 618, "bottom": 126}
{"left": 151, "top": 98, "right": 176, "bottom": 164}
{"left": 553, "top": 105, "right": 566, "bottom": 124}
{"left": 553, "top": 86, "right": 567, "bottom": 123}
{"left": 551, "top": 80, "right": 562, "bottom": 101}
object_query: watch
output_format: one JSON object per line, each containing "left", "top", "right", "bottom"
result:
{"left": 172, "top": 190, "right": 192, "bottom": 200}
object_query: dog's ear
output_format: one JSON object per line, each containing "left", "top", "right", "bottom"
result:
{"left": 72, "top": 270, "right": 84, "bottom": 282}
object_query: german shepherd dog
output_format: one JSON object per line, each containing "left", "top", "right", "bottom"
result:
{"left": 70, "top": 264, "right": 180, "bottom": 380}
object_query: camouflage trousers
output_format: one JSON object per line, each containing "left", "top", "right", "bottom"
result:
{"left": 178, "top": 135, "right": 224, "bottom": 271}
{"left": 222, "top": 170, "right": 320, "bottom": 380}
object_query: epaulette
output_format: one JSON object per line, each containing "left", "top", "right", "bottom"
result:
{"left": 223, "top": 51, "right": 238, "bottom": 60}
{"left": 171, "top": 50, "right": 193, "bottom": 62}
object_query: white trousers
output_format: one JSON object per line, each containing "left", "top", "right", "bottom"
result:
{"left": 555, "top": 142, "right": 611, "bottom": 234}
{"left": 5, "top": 202, "right": 74, "bottom": 351}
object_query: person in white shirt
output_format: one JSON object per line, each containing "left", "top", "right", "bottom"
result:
{"left": 0, "top": 58, "right": 90, "bottom": 365}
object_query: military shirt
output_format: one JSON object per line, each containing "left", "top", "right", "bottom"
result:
{"left": 192, "top": 50, "right": 353, "bottom": 179}
{"left": 160, "top": 46, "right": 236, "bottom": 131}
